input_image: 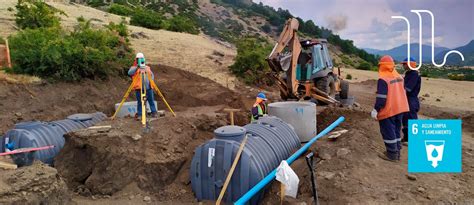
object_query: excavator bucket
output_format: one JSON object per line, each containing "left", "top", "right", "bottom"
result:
{"left": 267, "top": 53, "right": 291, "bottom": 72}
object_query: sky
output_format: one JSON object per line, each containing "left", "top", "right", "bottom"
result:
{"left": 254, "top": 0, "right": 474, "bottom": 50}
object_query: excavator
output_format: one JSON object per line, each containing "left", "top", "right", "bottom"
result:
{"left": 267, "top": 18, "right": 349, "bottom": 104}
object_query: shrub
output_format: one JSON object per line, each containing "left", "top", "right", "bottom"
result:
{"left": 130, "top": 9, "right": 165, "bottom": 30}
{"left": 14, "top": 0, "right": 64, "bottom": 29}
{"left": 106, "top": 18, "right": 129, "bottom": 38}
{"left": 167, "top": 15, "right": 199, "bottom": 34}
{"left": 346, "top": 74, "right": 352, "bottom": 80}
{"left": 229, "top": 37, "right": 272, "bottom": 85}
{"left": 8, "top": 20, "right": 133, "bottom": 81}
{"left": 357, "top": 61, "right": 371, "bottom": 70}
{"left": 108, "top": 4, "right": 134, "bottom": 16}
{"left": 340, "top": 55, "right": 354, "bottom": 67}
{"left": 447, "top": 73, "right": 465, "bottom": 81}
{"left": 261, "top": 24, "right": 271, "bottom": 33}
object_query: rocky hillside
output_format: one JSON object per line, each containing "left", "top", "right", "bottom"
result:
{"left": 81, "top": 0, "right": 377, "bottom": 68}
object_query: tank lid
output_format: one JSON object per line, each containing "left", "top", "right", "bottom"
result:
{"left": 67, "top": 113, "right": 93, "bottom": 121}
{"left": 14, "top": 121, "right": 44, "bottom": 129}
{"left": 214, "top": 126, "right": 246, "bottom": 139}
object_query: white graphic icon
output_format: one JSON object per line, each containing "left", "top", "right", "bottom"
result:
{"left": 392, "top": 10, "right": 465, "bottom": 70}
{"left": 425, "top": 140, "right": 445, "bottom": 168}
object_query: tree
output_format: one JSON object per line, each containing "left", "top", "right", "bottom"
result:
{"left": 229, "top": 37, "right": 272, "bottom": 85}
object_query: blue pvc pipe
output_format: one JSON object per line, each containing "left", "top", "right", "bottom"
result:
{"left": 234, "top": 116, "right": 345, "bottom": 205}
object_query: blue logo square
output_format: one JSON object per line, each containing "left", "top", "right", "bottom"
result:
{"left": 408, "top": 119, "right": 462, "bottom": 173}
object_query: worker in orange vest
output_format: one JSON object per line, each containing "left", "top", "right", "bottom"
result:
{"left": 371, "top": 55, "right": 409, "bottom": 161}
{"left": 128, "top": 53, "right": 158, "bottom": 119}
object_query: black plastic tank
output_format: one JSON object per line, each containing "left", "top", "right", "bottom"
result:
{"left": 190, "top": 116, "right": 301, "bottom": 204}
{"left": 1, "top": 112, "right": 106, "bottom": 166}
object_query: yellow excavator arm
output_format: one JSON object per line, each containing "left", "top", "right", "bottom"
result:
{"left": 267, "top": 18, "right": 302, "bottom": 98}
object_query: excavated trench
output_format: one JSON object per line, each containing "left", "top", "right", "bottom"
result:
{"left": 0, "top": 65, "right": 250, "bottom": 203}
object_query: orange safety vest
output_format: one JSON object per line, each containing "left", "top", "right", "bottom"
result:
{"left": 131, "top": 66, "right": 152, "bottom": 90}
{"left": 377, "top": 60, "right": 409, "bottom": 120}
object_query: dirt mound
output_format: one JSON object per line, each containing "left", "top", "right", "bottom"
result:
{"left": 0, "top": 162, "right": 72, "bottom": 204}
{"left": 0, "top": 65, "right": 245, "bottom": 134}
{"left": 153, "top": 65, "right": 244, "bottom": 111}
{"left": 55, "top": 108, "right": 228, "bottom": 199}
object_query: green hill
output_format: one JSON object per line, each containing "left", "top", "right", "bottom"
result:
{"left": 84, "top": 0, "right": 378, "bottom": 67}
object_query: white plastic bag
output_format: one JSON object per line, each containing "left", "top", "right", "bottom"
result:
{"left": 275, "top": 160, "right": 299, "bottom": 198}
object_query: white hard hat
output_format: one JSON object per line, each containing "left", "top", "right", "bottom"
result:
{"left": 136, "top": 52, "right": 145, "bottom": 59}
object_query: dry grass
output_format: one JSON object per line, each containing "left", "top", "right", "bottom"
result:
{"left": 0, "top": 70, "right": 42, "bottom": 84}
{"left": 0, "top": 0, "right": 239, "bottom": 89}
{"left": 48, "top": 2, "right": 239, "bottom": 90}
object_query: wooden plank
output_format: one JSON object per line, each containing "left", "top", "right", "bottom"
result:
{"left": 0, "top": 161, "right": 17, "bottom": 170}
{"left": 223, "top": 109, "right": 240, "bottom": 126}
{"left": 87, "top": 125, "right": 112, "bottom": 129}
{"left": 216, "top": 135, "right": 248, "bottom": 205}
{"left": 5, "top": 39, "right": 11, "bottom": 69}
{"left": 311, "top": 94, "right": 334, "bottom": 104}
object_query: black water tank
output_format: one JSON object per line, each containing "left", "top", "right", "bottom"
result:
{"left": 191, "top": 116, "right": 301, "bottom": 204}
{"left": 1, "top": 112, "right": 106, "bottom": 166}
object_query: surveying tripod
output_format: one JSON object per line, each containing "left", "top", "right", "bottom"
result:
{"left": 112, "top": 68, "right": 176, "bottom": 130}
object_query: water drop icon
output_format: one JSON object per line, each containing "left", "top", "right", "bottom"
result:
{"left": 432, "top": 149, "right": 438, "bottom": 158}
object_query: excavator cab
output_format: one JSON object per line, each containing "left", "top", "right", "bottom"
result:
{"left": 267, "top": 18, "right": 350, "bottom": 104}
{"left": 298, "top": 39, "right": 333, "bottom": 80}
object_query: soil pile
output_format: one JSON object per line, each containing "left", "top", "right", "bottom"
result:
{"left": 55, "top": 109, "right": 228, "bottom": 199}
{"left": 0, "top": 162, "right": 71, "bottom": 204}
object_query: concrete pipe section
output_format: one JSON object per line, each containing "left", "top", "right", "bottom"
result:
{"left": 268, "top": 101, "right": 317, "bottom": 142}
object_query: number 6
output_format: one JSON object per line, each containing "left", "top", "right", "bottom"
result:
{"left": 412, "top": 124, "right": 418, "bottom": 134}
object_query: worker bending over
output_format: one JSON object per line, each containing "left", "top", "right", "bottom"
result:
{"left": 371, "top": 55, "right": 409, "bottom": 161}
{"left": 401, "top": 57, "right": 421, "bottom": 146}
{"left": 251, "top": 92, "right": 268, "bottom": 121}
{"left": 128, "top": 53, "right": 158, "bottom": 119}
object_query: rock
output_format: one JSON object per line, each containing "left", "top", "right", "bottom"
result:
{"left": 212, "top": 50, "right": 225, "bottom": 57}
{"left": 131, "top": 31, "right": 149, "bottom": 39}
{"left": 129, "top": 195, "right": 135, "bottom": 200}
{"left": 417, "top": 187, "right": 425, "bottom": 193}
{"left": 132, "top": 134, "right": 142, "bottom": 141}
{"left": 15, "top": 112, "right": 22, "bottom": 117}
{"left": 422, "top": 93, "right": 430, "bottom": 97}
{"left": 143, "top": 196, "right": 151, "bottom": 202}
{"left": 320, "top": 153, "right": 332, "bottom": 160}
{"left": 436, "top": 98, "right": 441, "bottom": 102}
{"left": 176, "top": 128, "right": 183, "bottom": 133}
{"left": 319, "top": 171, "right": 335, "bottom": 180}
{"left": 406, "top": 174, "right": 417, "bottom": 181}
{"left": 336, "top": 148, "right": 350, "bottom": 157}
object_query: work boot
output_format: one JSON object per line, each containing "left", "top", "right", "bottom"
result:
{"left": 378, "top": 152, "right": 399, "bottom": 162}
{"left": 151, "top": 112, "right": 158, "bottom": 118}
{"left": 134, "top": 113, "right": 140, "bottom": 121}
